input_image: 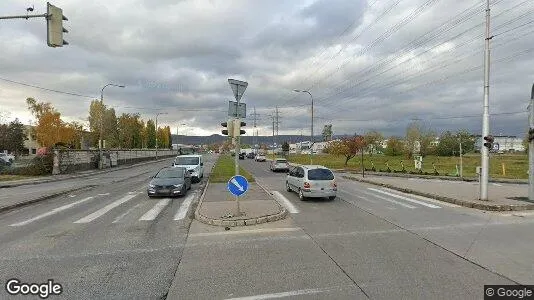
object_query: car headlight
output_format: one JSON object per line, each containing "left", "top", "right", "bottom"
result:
{"left": 149, "top": 184, "right": 155, "bottom": 188}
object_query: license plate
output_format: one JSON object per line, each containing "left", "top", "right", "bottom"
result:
{"left": 159, "top": 189, "right": 169, "bottom": 193}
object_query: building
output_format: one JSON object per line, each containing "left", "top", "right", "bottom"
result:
{"left": 23, "top": 125, "right": 39, "bottom": 155}
{"left": 474, "top": 135, "right": 525, "bottom": 153}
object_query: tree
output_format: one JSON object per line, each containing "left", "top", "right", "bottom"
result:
{"left": 146, "top": 119, "right": 156, "bottom": 148}
{"left": 329, "top": 135, "right": 367, "bottom": 166}
{"left": 322, "top": 124, "right": 333, "bottom": 142}
{"left": 384, "top": 137, "right": 403, "bottom": 156}
{"left": 364, "top": 130, "right": 384, "bottom": 155}
{"left": 104, "top": 108, "right": 119, "bottom": 148}
{"left": 88, "top": 100, "right": 105, "bottom": 147}
{"left": 436, "top": 129, "right": 475, "bottom": 156}
{"left": 26, "top": 98, "right": 74, "bottom": 148}
{"left": 166, "top": 126, "right": 172, "bottom": 148}
{"left": 156, "top": 127, "right": 167, "bottom": 148}
{"left": 282, "top": 141, "right": 290, "bottom": 154}
{"left": 404, "top": 122, "right": 436, "bottom": 158}
{"left": 4, "top": 119, "right": 26, "bottom": 155}
{"left": 457, "top": 129, "right": 475, "bottom": 154}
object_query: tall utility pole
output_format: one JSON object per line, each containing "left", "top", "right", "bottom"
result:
{"left": 251, "top": 107, "right": 260, "bottom": 154}
{"left": 293, "top": 89, "right": 314, "bottom": 162}
{"left": 529, "top": 83, "right": 534, "bottom": 201}
{"left": 272, "top": 114, "right": 275, "bottom": 154}
{"left": 459, "top": 136, "right": 463, "bottom": 179}
{"left": 480, "top": 0, "right": 492, "bottom": 200}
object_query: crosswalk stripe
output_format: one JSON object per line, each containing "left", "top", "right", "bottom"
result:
{"left": 360, "top": 190, "right": 416, "bottom": 209}
{"left": 139, "top": 198, "right": 171, "bottom": 221}
{"left": 74, "top": 194, "right": 138, "bottom": 223}
{"left": 10, "top": 196, "right": 95, "bottom": 227}
{"left": 174, "top": 193, "right": 196, "bottom": 220}
{"left": 112, "top": 203, "right": 143, "bottom": 223}
{"left": 368, "top": 188, "right": 441, "bottom": 208}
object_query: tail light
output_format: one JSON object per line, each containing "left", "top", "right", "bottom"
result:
{"left": 303, "top": 182, "right": 311, "bottom": 189}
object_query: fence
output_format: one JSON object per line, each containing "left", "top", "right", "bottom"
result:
{"left": 53, "top": 149, "right": 179, "bottom": 175}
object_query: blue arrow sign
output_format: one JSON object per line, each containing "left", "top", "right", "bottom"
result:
{"left": 227, "top": 175, "right": 249, "bottom": 197}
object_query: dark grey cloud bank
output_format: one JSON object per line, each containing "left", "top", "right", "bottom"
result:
{"left": 0, "top": 0, "right": 532, "bottom": 138}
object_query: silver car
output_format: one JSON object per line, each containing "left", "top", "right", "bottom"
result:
{"left": 286, "top": 165, "right": 337, "bottom": 201}
{"left": 270, "top": 158, "right": 290, "bottom": 172}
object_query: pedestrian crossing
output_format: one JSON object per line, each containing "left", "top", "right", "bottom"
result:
{"left": 275, "top": 186, "right": 453, "bottom": 214}
{"left": 8, "top": 190, "right": 198, "bottom": 227}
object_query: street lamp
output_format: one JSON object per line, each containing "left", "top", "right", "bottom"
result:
{"left": 155, "top": 112, "right": 168, "bottom": 160}
{"left": 177, "top": 123, "right": 186, "bottom": 155}
{"left": 294, "top": 89, "right": 314, "bottom": 162}
{"left": 99, "top": 83, "right": 125, "bottom": 169}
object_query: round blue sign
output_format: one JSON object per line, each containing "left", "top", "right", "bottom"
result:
{"left": 227, "top": 175, "right": 249, "bottom": 197}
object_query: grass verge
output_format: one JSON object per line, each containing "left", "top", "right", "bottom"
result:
{"left": 285, "top": 153, "right": 528, "bottom": 179}
{"left": 210, "top": 155, "right": 255, "bottom": 183}
{"left": 0, "top": 174, "right": 37, "bottom": 182}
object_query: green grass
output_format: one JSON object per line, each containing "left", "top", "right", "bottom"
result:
{"left": 210, "top": 155, "right": 255, "bottom": 183}
{"left": 285, "top": 153, "right": 529, "bottom": 179}
{"left": 0, "top": 174, "right": 36, "bottom": 182}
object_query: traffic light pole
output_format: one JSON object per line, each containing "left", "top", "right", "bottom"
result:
{"left": 480, "top": 0, "right": 491, "bottom": 201}
{"left": 0, "top": 13, "right": 47, "bottom": 20}
{"left": 529, "top": 83, "right": 534, "bottom": 201}
{"left": 234, "top": 99, "right": 241, "bottom": 217}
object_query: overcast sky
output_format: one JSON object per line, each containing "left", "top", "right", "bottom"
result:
{"left": 0, "top": 0, "right": 533, "bottom": 138}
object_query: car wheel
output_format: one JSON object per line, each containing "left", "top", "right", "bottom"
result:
{"left": 286, "top": 182, "right": 292, "bottom": 192}
{"left": 329, "top": 196, "right": 336, "bottom": 201}
{"left": 148, "top": 195, "right": 154, "bottom": 198}
{"left": 298, "top": 189, "right": 306, "bottom": 201}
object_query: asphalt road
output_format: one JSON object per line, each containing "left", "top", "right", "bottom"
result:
{"left": 0, "top": 155, "right": 217, "bottom": 300}
{"left": 167, "top": 158, "right": 533, "bottom": 299}
{"left": 1, "top": 155, "right": 533, "bottom": 299}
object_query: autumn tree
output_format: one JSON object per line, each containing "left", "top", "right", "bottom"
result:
{"left": 384, "top": 137, "right": 403, "bottom": 156}
{"left": 26, "top": 98, "right": 76, "bottom": 148}
{"left": 166, "top": 126, "right": 173, "bottom": 148}
{"left": 364, "top": 130, "right": 384, "bottom": 155}
{"left": 146, "top": 119, "right": 156, "bottom": 148}
{"left": 404, "top": 122, "right": 436, "bottom": 158}
{"left": 329, "top": 135, "right": 367, "bottom": 166}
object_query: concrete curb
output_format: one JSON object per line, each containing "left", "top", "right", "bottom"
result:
{"left": 342, "top": 176, "right": 534, "bottom": 211}
{"left": 0, "top": 185, "right": 97, "bottom": 214}
{"left": 194, "top": 163, "right": 288, "bottom": 227}
{"left": 0, "top": 156, "right": 176, "bottom": 188}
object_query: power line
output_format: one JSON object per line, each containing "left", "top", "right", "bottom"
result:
{"left": 493, "top": 19, "right": 534, "bottom": 37}
{"left": 0, "top": 77, "right": 95, "bottom": 98}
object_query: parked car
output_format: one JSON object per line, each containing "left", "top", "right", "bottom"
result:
{"left": 239, "top": 152, "right": 245, "bottom": 160}
{"left": 246, "top": 152, "right": 255, "bottom": 159}
{"left": 172, "top": 155, "right": 204, "bottom": 183}
{"left": 255, "top": 154, "right": 266, "bottom": 162}
{"left": 147, "top": 166, "right": 192, "bottom": 198}
{"left": 270, "top": 158, "right": 290, "bottom": 172}
{"left": 0, "top": 152, "right": 14, "bottom": 164}
{"left": 286, "top": 165, "right": 337, "bottom": 201}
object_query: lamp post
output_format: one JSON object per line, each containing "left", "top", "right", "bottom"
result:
{"left": 155, "top": 112, "right": 168, "bottom": 160}
{"left": 177, "top": 123, "right": 186, "bottom": 155}
{"left": 294, "top": 89, "right": 314, "bottom": 163}
{"left": 99, "top": 83, "right": 125, "bottom": 169}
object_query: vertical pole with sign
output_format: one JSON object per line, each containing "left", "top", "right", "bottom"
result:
{"left": 228, "top": 79, "right": 248, "bottom": 216}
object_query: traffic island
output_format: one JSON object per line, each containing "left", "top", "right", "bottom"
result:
{"left": 194, "top": 180, "right": 288, "bottom": 227}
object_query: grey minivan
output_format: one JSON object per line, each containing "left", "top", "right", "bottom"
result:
{"left": 286, "top": 165, "right": 337, "bottom": 201}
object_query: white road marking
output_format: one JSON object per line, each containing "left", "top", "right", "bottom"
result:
{"left": 73, "top": 194, "right": 138, "bottom": 223}
{"left": 112, "top": 203, "right": 143, "bottom": 223}
{"left": 139, "top": 198, "right": 171, "bottom": 221}
{"left": 68, "top": 194, "right": 76, "bottom": 198}
{"left": 174, "top": 193, "right": 196, "bottom": 220}
{"left": 360, "top": 190, "right": 416, "bottom": 209}
{"left": 98, "top": 193, "right": 110, "bottom": 196}
{"left": 224, "top": 287, "right": 335, "bottom": 300}
{"left": 189, "top": 227, "right": 301, "bottom": 237}
{"left": 10, "top": 196, "right": 95, "bottom": 227}
{"left": 492, "top": 183, "right": 503, "bottom": 186}
{"left": 379, "top": 187, "right": 459, "bottom": 208}
{"left": 369, "top": 188, "right": 441, "bottom": 208}
{"left": 272, "top": 191, "right": 299, "bottom": 213}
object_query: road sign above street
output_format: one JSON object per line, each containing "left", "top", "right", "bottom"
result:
{"left": 228, "top": 79, "right": 248, "bottom": 102}
{"left": 228, "top": 101, "right": 246, "bottom": 118}
{"left": 227, "top": 175, "right": 249, "bottom": 197}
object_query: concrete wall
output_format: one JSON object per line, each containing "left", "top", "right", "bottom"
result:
{"left": 53, "top": 149, "right": 178, "bottom": 175}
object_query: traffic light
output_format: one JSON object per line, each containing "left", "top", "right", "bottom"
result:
{"left": 529, "top": 128, "right": 534, "bottom": 142}
{"left": 221, "top": 120, "right": 234, "bottom": 137}
{"left": 46, "top": 2, "right": 69, "bottom": 47}
{"left": 483, "top": 135, "right": 494, "bottom": 149}
{"left": 232, "top": 120, "right": 246, "bottom": 136}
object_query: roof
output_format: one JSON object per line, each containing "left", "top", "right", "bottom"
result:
{"left": 175, "top": 154, "right": 202, "bottom": 157}
{"left": 300, "top": 165, "right": 328, "bottom": 169}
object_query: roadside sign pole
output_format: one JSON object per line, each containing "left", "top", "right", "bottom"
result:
{"left": 529, "top": 83, "right": 534, "bottom": 201}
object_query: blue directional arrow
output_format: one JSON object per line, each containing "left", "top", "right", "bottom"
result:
{"left": 227, "top": 175, "right": 249, "bottom": 197}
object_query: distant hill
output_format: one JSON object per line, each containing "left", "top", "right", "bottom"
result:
{"left": 171, "top": 134, "right": 351, "bottom": 145}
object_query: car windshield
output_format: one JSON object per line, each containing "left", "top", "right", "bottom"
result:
{"left": 174, "top": 157, "right": 199, "bottom": 165}
{"left": 155, "top": 168, "right": 184, "bottom": 178}
{"left": 307, "top": 168, "right": 334, "bottom": 180}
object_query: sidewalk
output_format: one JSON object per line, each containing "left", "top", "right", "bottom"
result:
{"left": 195, "top": 181, "right": 287, "bottom": 227}
{"left": 0, "top": 157, "right": 174, "bottom": 188}
{"left": 342, "top": 173, "right": 534, "bottom": 211}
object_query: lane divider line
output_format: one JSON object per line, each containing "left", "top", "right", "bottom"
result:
{"left": 272, "top": 191, "right": 299, "bottom": 214}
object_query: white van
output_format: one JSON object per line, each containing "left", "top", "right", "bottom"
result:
{"left": 172, "top": 155, "right": 204, "bottom": 183}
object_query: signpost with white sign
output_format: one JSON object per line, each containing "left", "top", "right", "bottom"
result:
{"left": 228, "top": 101, "right": 246, "bottom": 118}
{"left": 228, "top": 78, "right": 248, "bottom": 216}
